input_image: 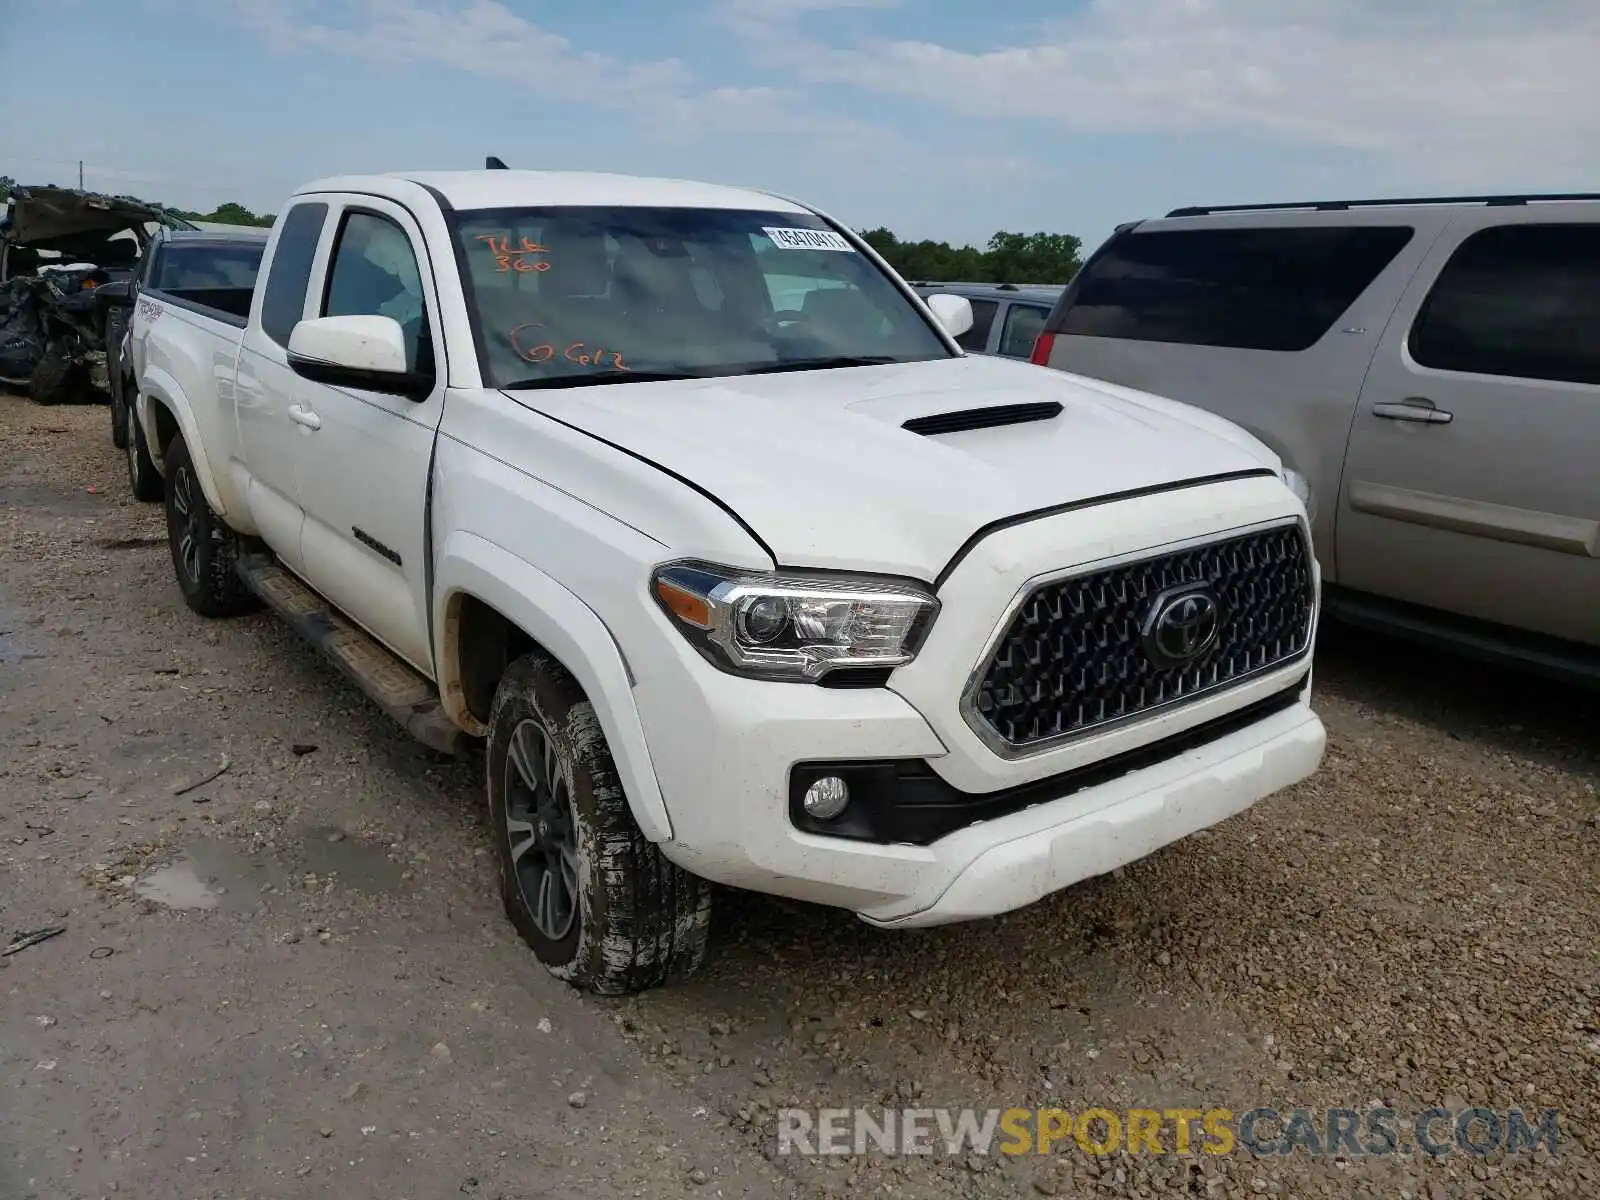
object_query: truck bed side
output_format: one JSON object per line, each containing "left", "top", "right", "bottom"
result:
{"left": 129, "top": 235, "right": 269, "bottom": 525}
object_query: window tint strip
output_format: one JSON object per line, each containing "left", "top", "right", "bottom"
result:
{"left": 259, "top": 202, "right": 329, "bottom": 347}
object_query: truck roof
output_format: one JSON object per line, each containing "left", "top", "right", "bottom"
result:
{"left": 293, "top": 170, "right": 814, "bottom": 215}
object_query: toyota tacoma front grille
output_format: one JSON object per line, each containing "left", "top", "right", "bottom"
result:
{"left": 967, "top": 523, "right": 1314, "bottom": 753}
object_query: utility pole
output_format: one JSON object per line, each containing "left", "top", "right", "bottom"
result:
{"left": 78, "top": 160, "right": 84, "bottom": 189}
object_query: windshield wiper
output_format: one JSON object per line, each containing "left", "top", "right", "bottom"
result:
{"left": 500, "top": 370, "right": 704, "bottom": 390}
{"left": 736, "top": 355, "right": 899, "bottom": 376}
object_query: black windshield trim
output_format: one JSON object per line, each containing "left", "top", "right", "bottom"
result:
{"left": 735, "top": 355, "right": 905, "bottom": 376}
{"left": 501, "top": 369, "right": 707, "bottom": 390}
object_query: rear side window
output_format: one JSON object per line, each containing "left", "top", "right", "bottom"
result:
{"left": 1058, "top": 226, "right": 1414, "bottom": 352}
{"left": 957, "top": 299, "right": 997, "bottom": 352}
{"left": 1409, "top": 224, "right": 1600, "bottom": 386}
{"left": 259, "top": 202, "right": 329, "bottom": 347}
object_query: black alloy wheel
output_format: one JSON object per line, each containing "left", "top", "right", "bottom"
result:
{"left": 503, "top": 716, "right": 582, "bottom": 947}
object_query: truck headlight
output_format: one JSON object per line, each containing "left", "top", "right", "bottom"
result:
{"left": 1282, "top": 468, "right": 1314, "bottom": 520}
{"left": 651, "top": 562, "right": 939, "bottom": 682}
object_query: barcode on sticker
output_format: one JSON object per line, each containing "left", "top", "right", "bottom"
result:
{"left": 763, "top": 227, "right": 855, "bottom": 252}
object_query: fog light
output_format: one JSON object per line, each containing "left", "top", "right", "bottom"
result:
{"left": 802, "top": 775, "right": 849, "bottom": 820}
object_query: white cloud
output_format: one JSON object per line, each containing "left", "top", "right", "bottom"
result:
{"left": 722, "top": 0, "right": 1600, "bottom": 181}
{"left": 225, "top": 0, "right": 889, "bottom": 144}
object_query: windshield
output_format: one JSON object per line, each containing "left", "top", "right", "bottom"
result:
{"left": 452, "top": 206, "right": 952, "bottom": 388}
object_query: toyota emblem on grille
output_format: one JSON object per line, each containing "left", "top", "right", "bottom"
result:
{"left": 1141, "top": 585, "right": 1223, "bottom": 667}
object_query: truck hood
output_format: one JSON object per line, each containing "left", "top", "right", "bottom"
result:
{"left": 508, "top": 355, "right": 1282, "bottom": 580}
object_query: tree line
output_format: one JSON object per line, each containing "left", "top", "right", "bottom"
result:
{"left": 859, "top": 229, "right": 1082, "bottom": 285}
{"left": 168, "top": 201, "right": 277, "bottom": 228}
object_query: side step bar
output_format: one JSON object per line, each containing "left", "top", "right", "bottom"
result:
{"left": 236, "top": 554, "right": 469, "bottom": 756}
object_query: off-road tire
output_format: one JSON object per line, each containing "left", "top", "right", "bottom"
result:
{"left": 27, "top": 347, "right": 78, "bottom": 406}
{"left": 487, "top": 653, "right": 711, "bottom": 995}
{"left": 110, "top": 388, "right": 129, "bottom": 449}
{"left": 163, "top": 434, "right": 259, "bottom": 618}
{"left": 109, "top": 369, "right": 130, "bottom": 449}
{"left": 105, "top": 307, "right": 129, "bottom": 374}
{"left": 126, "top": 401, "right": 162, "bottom": 501}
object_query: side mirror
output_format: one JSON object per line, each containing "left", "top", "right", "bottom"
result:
{"left": 924, "top": 293, "right": 974, "bottom": 339}
{"left": 95, "top": 279, "right": 134, "bottom": 304}
{"left": 286, "top": 314, "right": 433, "bottom": 401}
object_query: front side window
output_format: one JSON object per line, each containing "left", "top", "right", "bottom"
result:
{"left": 322, "top": 211, "right": 429, "bottom": 373}
{"left": 1409, "top": 223, "right": 1600, "bottom": 386}
{"left": 452, "top": 206, "right": 952, "bottom": 388}
{"left": 1057, "top": 226, "right": 1415, "bottom": 352}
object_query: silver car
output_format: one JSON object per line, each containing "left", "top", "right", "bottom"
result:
{"left": 911, "top": 282, "right": 1062, "bottom": 359}
{"left": 1032, "top": 193, "right": 1600, "bottom": 686}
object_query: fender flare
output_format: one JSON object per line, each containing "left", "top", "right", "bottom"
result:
{"left": 136, "top": 366, "right": 232, "bottom": 519}
{"left": 434, "top": 532, "right": 673, "bottom": 843}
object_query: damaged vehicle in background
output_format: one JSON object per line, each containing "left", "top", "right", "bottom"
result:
{"left": 0, "top": 185, "right": 195, "bottom": 404}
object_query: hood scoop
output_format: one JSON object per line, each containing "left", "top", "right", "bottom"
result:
{"left": 902, "top": 401, "right": 1063, "bottom": 437}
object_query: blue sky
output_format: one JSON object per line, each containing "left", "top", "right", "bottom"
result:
{"left": 4, "top": 0, "right": 1598, "bottom": 255}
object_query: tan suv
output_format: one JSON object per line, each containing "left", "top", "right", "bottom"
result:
{"left": 1031, "top": 193, "right": 1600, "bottom": 686}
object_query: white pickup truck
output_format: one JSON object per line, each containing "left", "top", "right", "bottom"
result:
{"left": 125, "top": 169, "right": 1326, "bottom": 994}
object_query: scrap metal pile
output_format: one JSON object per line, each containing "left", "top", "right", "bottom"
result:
{"left": 0, "top": 266, "right": 117, "bottom": 399}
{"left": 0, "top": 184, "right": 192, "bottom": 403}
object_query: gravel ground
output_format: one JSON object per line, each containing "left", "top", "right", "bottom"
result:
{"left": 2, "top": 392, "right": 1596, "bottom": 1200}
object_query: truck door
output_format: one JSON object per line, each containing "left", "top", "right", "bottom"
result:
{"left": 235, "top": 201, "right": 332, "bottom": 571}
{"left": 289, "top": 196, "right": 447, "bottom": 676}
{"left": 1335, "top": 212, "right": 1600, "bottom": 647}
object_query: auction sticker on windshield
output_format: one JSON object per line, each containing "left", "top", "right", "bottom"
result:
{"left": 764, "top": 227, "right": 855, "bottom": 252}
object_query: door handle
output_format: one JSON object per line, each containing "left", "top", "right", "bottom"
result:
{"left": 1372, "top": 398, "right": 1453, "bottom": 425}
{"left": 287, "top": 404, "right": 322, "bottom": 430}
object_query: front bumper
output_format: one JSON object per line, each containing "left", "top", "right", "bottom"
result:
{"left": 644, "top": 663, "right": 1323, "bottom": 923}
{"left": 629, "top": 473, "right": 1323, "bottom": 924}
{"left": 859, "top": 692, "right": 1323, "bottom": 926}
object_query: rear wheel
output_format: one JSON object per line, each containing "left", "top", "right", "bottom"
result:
{"left": 162, "top": 434, "right": 258, "bottom": 618}
{"left": 487, "top": 653, "right": 711, "bottom": 995}
{"left": 27, "top": 345, "right": 78, "bottom": 406}
{"left": 126, "top": 402, "right": 163, "bottom": 502}
{"left": 110, "top": 390, "right": 128, "bottom": 448}
{"left": 109, "top": 371, "right": 130, "bottom": 449}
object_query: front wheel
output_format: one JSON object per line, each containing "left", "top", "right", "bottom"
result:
{"left": 487, "top": 653, "right": 711, "bottom": 995}
{"left": 162, "top": 434, "right": 259, "bottom": 618}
